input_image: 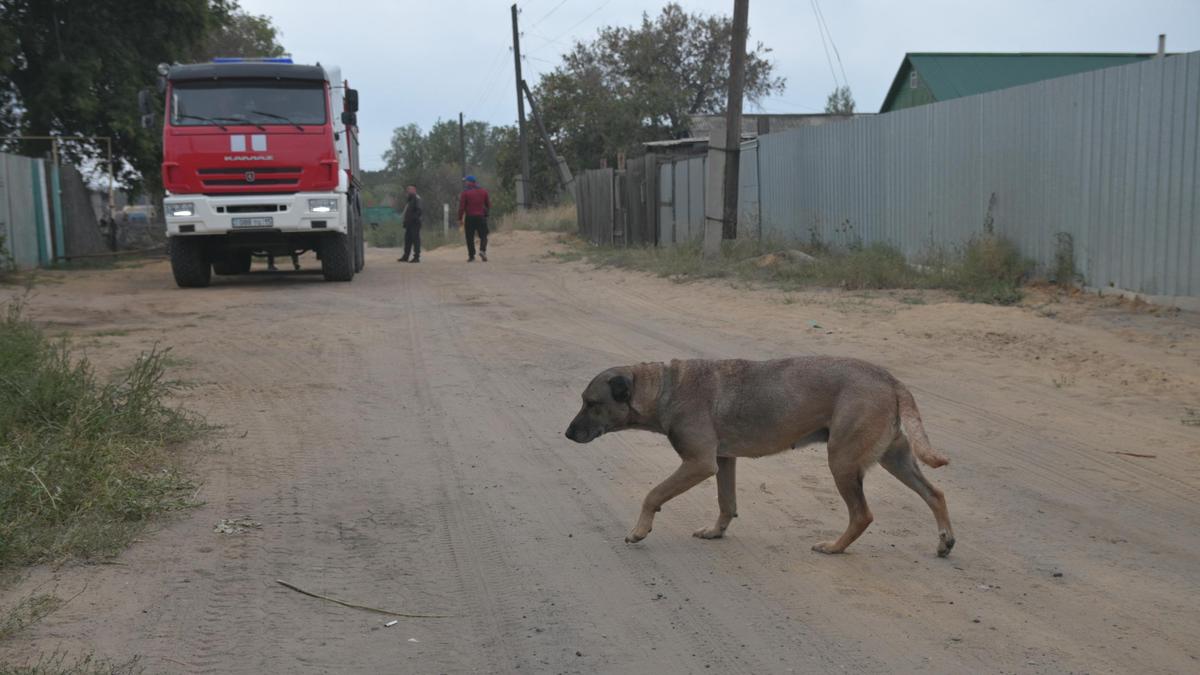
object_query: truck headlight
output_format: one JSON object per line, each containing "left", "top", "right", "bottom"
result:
{"left": 308, "top": 198, "right": 338, "bottom": 213}
{"left": 169, "top": 202, "right": 195, "bottom": 217}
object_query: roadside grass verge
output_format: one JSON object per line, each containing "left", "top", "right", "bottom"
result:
{"left": 498, "top": 203, "right": 576, "bottom": 233}
{"left": 554, "top": 234, "right": 1031, "bottom": 305}
{"left": 0, "top": 300, "right": 205, "bottom": 568}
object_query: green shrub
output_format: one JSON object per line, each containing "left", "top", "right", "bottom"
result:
{"left": 0, "top": 301, "right": 204, "bottom": 566}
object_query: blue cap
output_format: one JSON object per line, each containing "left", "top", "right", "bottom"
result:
{"left": 463, "top": 175, "right": 476, "bottom": 183}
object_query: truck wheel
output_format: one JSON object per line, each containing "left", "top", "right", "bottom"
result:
{"left": 354, "top": 220, "right": 365, "bottom": 273}
{"left": 170, "top": 237, "right": 211, "bottom": 288}
{"left": 320, "top": 232, "right": 355, "bottom": 282}
{"left": 213, "top": 250, "right": 252, "bottom": 275}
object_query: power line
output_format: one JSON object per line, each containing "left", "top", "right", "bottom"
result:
{"left": 528, "top": 0, "right": 570, "bottom": 31}
{"left": 813, "top": 0, "right": 850, "bottom": 89}
{"left": 809, "top": 0, "right": 840, "bottom": 89}
{"left": 533, "top": 0, "right": 613, "bottom": 49}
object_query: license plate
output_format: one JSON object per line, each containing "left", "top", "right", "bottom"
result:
{"left": 231, "top": 216, "right": 274, "bottom": 229}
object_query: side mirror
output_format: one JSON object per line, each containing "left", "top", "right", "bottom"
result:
{"left": 156, "top": 75, "right": 167, "bottom": 94}
{"left": 345, "top": 88, "right": 359, "bottom": 113}
{"left": 341, "top": 111, "right": 357, "bottom": 127}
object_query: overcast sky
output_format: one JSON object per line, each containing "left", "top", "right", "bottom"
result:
{"left": 240, "top": 0, "right": 1200, "bottom": 171}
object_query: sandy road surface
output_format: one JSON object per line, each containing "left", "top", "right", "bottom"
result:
{"left": 2, "top": 231, "right": 1199, "bottom": 674}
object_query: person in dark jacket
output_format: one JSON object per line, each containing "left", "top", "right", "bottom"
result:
{"left": 398, "top": 185, "right": 423, "bottom": 263}
{"left": 457, "top": 175, "right": 490, "bottom": 262}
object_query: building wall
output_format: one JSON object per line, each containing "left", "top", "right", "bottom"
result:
{"left": 883, "top": 63, "right": 939, "bottom": 112}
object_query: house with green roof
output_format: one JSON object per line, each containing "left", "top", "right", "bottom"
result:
{"left": 880, "top": 53, "right": 1168, "bottom": 113}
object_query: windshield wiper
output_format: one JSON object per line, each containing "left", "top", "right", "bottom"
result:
{"left": 249, "top": 110, "right": 305, "bottom": 131}
{"left": 220, "top": 114, "right": 267, "bottom": 131}
{"left": 175, "top": 113, "right": 229, "bottom": 131}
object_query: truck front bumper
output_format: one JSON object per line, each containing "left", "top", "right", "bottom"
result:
{"left": 164, "top": 192, "right": 348, "bottom": 236}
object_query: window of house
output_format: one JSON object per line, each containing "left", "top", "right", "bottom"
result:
{"left": 910, "top": 71, "right": 919, "bottom": 89}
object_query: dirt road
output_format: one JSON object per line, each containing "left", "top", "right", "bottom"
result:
{"left": 3, "top": 231, "right": 1199, "bottom": 674}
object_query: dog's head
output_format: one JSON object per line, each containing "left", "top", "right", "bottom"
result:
{"left": 564, "top": 367, "right": 637, "bottom": 443}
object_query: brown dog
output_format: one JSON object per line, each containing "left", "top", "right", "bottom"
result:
{"left": 564, "top": 357, "right": 955, "bottom": 557}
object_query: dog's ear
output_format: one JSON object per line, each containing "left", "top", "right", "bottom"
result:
{"left": 608, "top": 375, "right": 632, "bottom": 404}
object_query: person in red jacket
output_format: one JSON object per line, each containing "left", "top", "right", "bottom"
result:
{"left": 457, "top": 175, "right": 491, "bottom": 262}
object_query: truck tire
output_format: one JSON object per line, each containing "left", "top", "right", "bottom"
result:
{"left": 354, "top": 219, "right": 365, "bottom": 273}
{"left": 213, "top": 250, "right": 252, "bottom": 275}
{"left": 350, "top": 190, "right": 365, "bottom": 273}
{"left": 170, "top": 237, "right": 211, "bottom": 288}
{"left": 320, "top": 232, "right": 355, "bottom": 282}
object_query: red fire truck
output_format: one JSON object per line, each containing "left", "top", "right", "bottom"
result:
{"left": 151, "top": 58, "right": 364, "bottom": 286}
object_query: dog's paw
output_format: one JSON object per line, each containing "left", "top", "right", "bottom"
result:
{"left": 937, "top": 532, "right": 956, "bottom": 558}
{"left": 811, "top": 541, "right": 844, "bottom": 555}
{"left": 625, "top": 529, "right": 648, "bottom": 544}
{"left": 693, "top": 527, "right": 725, "bottom": 539}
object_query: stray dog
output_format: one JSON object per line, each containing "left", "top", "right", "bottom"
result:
{"left": 564, "top": 357, "right": 955, "bottom": 557}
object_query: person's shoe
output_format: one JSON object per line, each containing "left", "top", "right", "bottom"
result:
{"left": 293, "top": 263, "right": 301, "bottom": 271}
{"left": 480, "top": 251, "right": 488, "bottom": 262}
{"left": 267, "top": 264, "right": 279, "bottom": 272}
{"left": 409, "top": 257, "right": 420, "bottom": 263}
{"left": 398, "top": 256, "right": 409, "bottom": 263}
{"left": 467, "top": 256, "right": 475, "bottom": 262}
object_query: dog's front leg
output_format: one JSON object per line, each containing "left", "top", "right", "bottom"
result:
{"left": 694, "top": 456, "right": 737, "bottom": 539}
{"left": 626, "top": 459, "right": 716, "bottom": 543}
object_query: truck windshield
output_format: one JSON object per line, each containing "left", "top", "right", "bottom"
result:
{"left": 170, "top": 80, "right": 327, "bottom": 127}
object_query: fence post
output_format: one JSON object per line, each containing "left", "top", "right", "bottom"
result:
{"left": 443, "top": 204, "right": 449, "bottom": 239}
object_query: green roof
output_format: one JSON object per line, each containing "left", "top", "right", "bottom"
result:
{"left": 881, "top": 53, "right": 1163, "bottom": 112}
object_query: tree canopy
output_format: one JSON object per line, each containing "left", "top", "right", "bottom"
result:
{"left": 825, "top": 86, "right": 856, "bottom": 115}
{"left": 0, "top": 0, "right": 284, "bottom": 194}
{"left": 378, "top": 119, "right": 513, "bottom": 216}
{"left": 533, "top": 3, "right": 785, "bottom": 176}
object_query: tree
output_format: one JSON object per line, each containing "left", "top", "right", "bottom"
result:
{"left": 532, "top": 3, "right": 785, "bottom": 182}
{"left": 0, "top": 1, "right": 284, "bottom": 196}
{"left": 381, "top": 119, "right": 513, "bottom": 218}
{"left": 194, "top": 6, "right": 285, "bottom": 60}
{"left": 824, "top": 86, "right": 855, "bottom": 115}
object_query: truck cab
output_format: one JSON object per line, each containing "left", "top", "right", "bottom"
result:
{"left": 158, "top": 58, "right": 364, "bottom": 286}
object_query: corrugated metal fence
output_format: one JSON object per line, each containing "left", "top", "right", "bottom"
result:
{"left": 0, "top": 152, "right": 52, "bottom": 268}
{"left": 745, "top": 51, "right": 1200, "bottom": 299}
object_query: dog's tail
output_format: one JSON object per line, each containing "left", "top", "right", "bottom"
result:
{"left": 896, "top": 385, "right": 949, "bottom": 468}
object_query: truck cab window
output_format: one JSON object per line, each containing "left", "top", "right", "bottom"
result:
{"left": 170, "top": 81, "right": 327, "bottom": 127}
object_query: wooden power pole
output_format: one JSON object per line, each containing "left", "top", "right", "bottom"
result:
{"left": 511, "top": 3, "right": 531, "bottom": 210}
{"left": 722, "top": 0, "right": 749, "bottom": 239}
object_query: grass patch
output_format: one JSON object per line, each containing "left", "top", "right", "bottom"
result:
{"left": 0, "top": 300, "right": 205, "bottom": 567}
{"left": 0, "top": 653, "right": 143, "bottom": 675}
{"left": 560, "top": 233, "right": 1032, "bottom": 305}
{"left": 497, "top": 203, "right": 576, "bottom": 233}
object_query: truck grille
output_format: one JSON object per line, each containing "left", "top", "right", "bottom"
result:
{"left": 197, "top": 166, "right": 302, "bottom": 189}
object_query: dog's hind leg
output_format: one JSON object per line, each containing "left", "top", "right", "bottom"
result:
{"left": 811, "top": 466, "right": 873, "bottom": 554}
{"left": 880, "top": 441, "right": 956, "bottom": 557}
{"left": 694, "top": 456, "right": 737, "bottom": 539}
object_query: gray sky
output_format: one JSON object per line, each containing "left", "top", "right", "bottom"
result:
{"left": 241, "top": 0, "right": 1200, "bottom": 171}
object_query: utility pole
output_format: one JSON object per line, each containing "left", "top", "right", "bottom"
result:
{"left": 458, "top": 112, "right": 467, "bottom": 180}
{"left": 521, "top": 80, "right": 574, "bottom": 192}
{"left": 511, "top": 3, "right": 531, "bottom": 210}
{"left": 721, "top": 0, "right": 749, "bottom": 240}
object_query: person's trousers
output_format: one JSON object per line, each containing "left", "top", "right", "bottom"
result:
{"left": 464, "top": 215, "right": 488, "bottom": 259}
{"left": 403, "top": 225, "right": 421, "bottom": 259}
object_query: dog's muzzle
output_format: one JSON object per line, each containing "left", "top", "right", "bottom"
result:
{"left": 565, "top": 422, "right": 600, "bottom": 444}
